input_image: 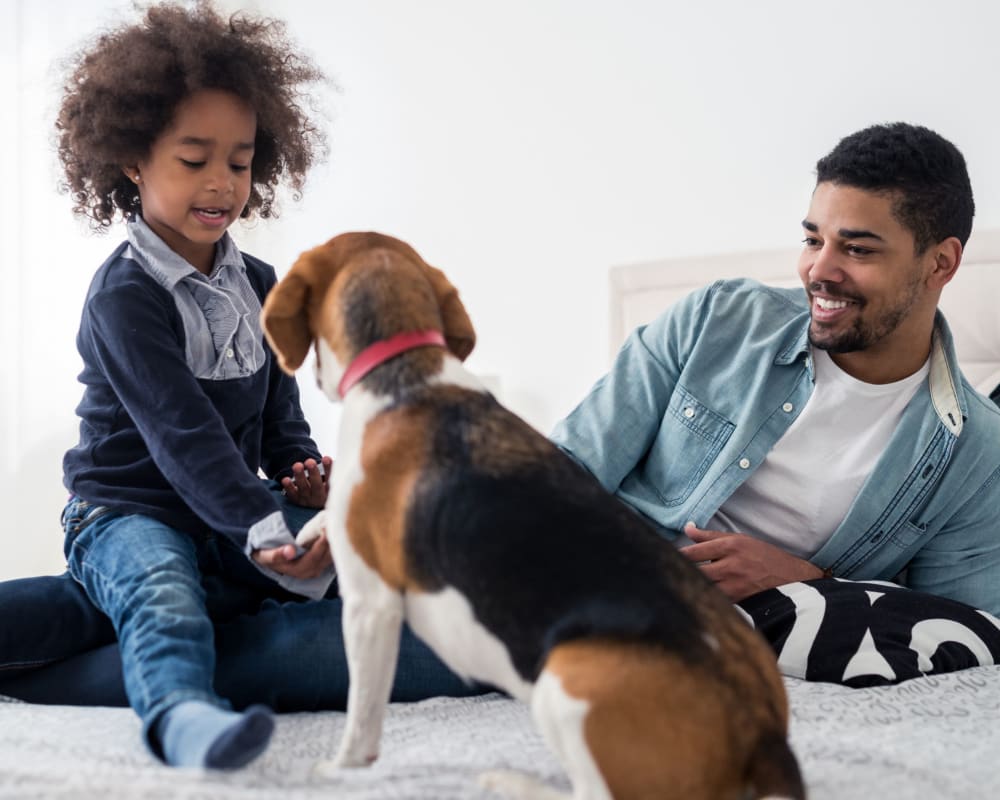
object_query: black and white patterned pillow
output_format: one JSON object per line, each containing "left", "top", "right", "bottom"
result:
{"left": 737, "top": 578, "right": 1000, "bottom": 687}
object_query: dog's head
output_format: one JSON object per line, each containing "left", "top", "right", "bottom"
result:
{"left": 261, "top": 232, "right": 476, "bottom": 399}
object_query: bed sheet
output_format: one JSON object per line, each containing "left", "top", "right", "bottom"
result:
{"left": 2, "top": 665, "right": 998, "bottom": 799}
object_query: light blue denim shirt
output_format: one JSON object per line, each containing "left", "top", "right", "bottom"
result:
{"left": 550, "top": 279, "right": 1000, "bottom": 614}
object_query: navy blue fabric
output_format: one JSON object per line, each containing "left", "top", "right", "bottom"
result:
{"left": 63, "top": 245, "right": 320, "bottom": 549}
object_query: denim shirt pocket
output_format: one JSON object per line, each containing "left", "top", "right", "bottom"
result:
{"left": 891, "top": 520, "right": 928, "bottom": 549}
{"left": 643, "top": 385, "right": 735, "bottom": 507}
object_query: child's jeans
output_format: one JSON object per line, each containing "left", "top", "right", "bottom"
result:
{"left": 63, "top": 497, "right": 242, "bottom": 750}
{"left": 0, "top": 483, "right": 484, "bottom": 722}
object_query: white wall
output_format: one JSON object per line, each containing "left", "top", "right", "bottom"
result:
{"left": 4, "top": 0, "right": 1000, "bottom": 579}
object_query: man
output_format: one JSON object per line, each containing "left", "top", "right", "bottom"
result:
{"left": 551, "top": 122, "right": 1000, "bottom": 615}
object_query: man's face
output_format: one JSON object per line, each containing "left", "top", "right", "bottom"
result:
{"left": 797, "top": 182, "right": 939, "bottom": 380}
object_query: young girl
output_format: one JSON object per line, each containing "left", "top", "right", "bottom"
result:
{"left": 0, "top": 1, "right": 480, "bottom": 769}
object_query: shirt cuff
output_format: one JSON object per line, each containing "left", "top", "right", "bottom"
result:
{"left": 245, "top": 510, "right": 336, "bottom": 600}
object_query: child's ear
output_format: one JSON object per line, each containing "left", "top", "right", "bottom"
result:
{"left": 121, "top": 166, "right": 141, "bottom": 185}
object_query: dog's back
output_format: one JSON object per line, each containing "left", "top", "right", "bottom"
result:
{"left": 352, "top": 384, "right": 804, "bottom": 799}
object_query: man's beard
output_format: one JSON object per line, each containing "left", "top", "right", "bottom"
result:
{"left": 807, "top": 277, "right": 922, "bottom": 354}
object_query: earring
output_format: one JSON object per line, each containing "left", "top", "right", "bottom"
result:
{"left": 132, "top": 172, "right": 140, "bottom": 184}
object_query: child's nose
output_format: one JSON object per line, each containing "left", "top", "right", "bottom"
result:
{"left": 206, "top": 164, "right": 234, "bottom": 193}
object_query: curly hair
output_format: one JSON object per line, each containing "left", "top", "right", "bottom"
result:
{"left": 56, "top": 0, "right": 328, "bottom": 228}
{"left": 815, "top": 123, "right": 975, "bottom": 252}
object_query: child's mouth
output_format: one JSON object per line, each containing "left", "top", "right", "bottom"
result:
{"left": 193, "top": 208, "right": 228, "bottom": 226}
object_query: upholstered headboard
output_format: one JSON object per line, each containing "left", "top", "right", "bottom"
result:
{"left": 609, "top": 229, "right": 1000, "bottom": 396}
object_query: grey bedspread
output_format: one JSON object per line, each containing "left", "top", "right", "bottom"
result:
{"left": 2, "top": 665, "right": 998, "bottom": 799}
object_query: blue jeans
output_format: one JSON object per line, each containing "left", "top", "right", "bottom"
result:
{"left": 0, "top": 485, "right": 483, "bottom": 718}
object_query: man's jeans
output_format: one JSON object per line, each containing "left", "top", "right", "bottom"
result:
{"left": 0, "top": 484, "right": 482, "bottom": 715}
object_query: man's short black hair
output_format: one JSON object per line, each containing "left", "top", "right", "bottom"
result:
{"left": 816, "top": 123, "right": 975, "bottom": 252}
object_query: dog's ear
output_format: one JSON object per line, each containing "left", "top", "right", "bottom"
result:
{"left": 261, "top": 270, "right": 312, "bottom": 375}
{"left": 423, "top": 264, "right": 476, "bottom": 361}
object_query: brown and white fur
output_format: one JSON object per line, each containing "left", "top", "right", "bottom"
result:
{"left": 261, "top": 232, "right": 806, "bottom": 800}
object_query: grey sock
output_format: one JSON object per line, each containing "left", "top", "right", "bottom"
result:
{"left": 156, "top": 700, "right": 274, "bottom": 769}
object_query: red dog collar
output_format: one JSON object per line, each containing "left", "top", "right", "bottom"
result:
{"left": 338, "top": 330, "right": 448, "bottom": 397}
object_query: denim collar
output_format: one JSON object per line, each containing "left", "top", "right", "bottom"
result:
{"left": 778, "top": 309, "right": 965, "bottom": 436}
{"left": 928, "top": 311, "right": 966, "bottom": 435}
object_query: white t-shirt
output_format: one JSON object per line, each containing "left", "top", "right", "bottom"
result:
{"left": 707, "top": 347, "right": 930, "bottom": 559}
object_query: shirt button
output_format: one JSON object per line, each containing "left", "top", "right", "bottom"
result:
{"left": 739, "top": 458, "right": 751, "bottom": 469}
{"left": 226, "top": 348, "right": 235, "bottom": 358}
{"left": 683, "top": 407, "right": 695, "bottom": 419}
{"left": 782, "top": 402, "right": 794, "bottom": 413}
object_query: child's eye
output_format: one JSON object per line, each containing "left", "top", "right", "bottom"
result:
{"left": 230, "top": 164, "right": 250, "bottom": 173}
{"left": 179, "top": 159, "right": 205, "bottom": 169}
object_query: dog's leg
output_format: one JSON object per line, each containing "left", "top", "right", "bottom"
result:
{"left": 480, "top": 668, "right": 609, "bottom": 800}
{"left": 532, "top": 670, "right": 613, "bottom": 800}
{"left": 314, "top": 579, "right": 404, "bottom": 774}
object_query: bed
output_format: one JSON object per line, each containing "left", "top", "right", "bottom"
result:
{"left": 3, "top": 234, "right": 1000, "bottom": 799}
{"left": 2, "top": 666, "right": 999, "bottom": 799}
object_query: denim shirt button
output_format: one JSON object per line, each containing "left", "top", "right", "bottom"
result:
{"left": 782, "top": 402, "right": 794, "bottom": 412}
{"left": 739, "top": 457, "right": 751, "bottom": 469}
{"left": 683, "top": 407, "right": 695, "bottom": 419}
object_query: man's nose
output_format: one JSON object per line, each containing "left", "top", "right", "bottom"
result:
{"left": 805, "top": 242, "right": 844, "bottom": 285}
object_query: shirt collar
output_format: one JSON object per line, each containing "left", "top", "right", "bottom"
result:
{"left": 125, "top": 216, "right": 246, "bottom": 290}
{"left": 782, "top": 306, "right": 966, "bottom": 435}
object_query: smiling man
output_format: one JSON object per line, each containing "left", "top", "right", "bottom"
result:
{"left": 551, "top": 122, "right": 1000, "bottom": 616}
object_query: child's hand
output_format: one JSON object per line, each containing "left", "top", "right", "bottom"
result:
{"left": 253, "top": 534, "right": 333, "bottom": 579}
{"left": 281, "top": 456, "right": 333, "bottom": 508}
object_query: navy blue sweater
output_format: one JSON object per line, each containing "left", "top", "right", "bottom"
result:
{"left": 63, "top": 243, "right": 321, "bottom": 549}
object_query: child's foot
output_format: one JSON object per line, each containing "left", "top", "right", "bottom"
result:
{"left": 156, "top": 700, "right": 274, "bottom": 769}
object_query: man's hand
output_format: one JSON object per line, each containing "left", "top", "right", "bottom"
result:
{"left": 281, "top": 456, "right": 334, "bottom": 509}
{"left": 252, "top": 533, "right": 332, "bottom": 580}
{"left": 679, "top": 523, "right": 824, "bottom": 601}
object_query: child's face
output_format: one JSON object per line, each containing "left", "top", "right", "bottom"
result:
{"left": 131, "top": 89, "right": 256, "bottom": 274}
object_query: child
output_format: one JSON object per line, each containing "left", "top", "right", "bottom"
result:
{"left": 35, "top": 0, "right": 336, "bottom": 769}
{"left": 0, "top": 2, "right": 486, "bottom": 759}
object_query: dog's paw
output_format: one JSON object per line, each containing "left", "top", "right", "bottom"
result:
{"left": 295, "top": 512, "right": 327, "bottom": 547}
{"left": 310, "top": 758, "right": 341, "bottom": 779}
{"left": 333, "top": 739, "right": 378, "bottom": 769}
{"left": 309, "top": 751, "right": 377, "bottom": 779}
{"left": 332, "top": 748, "right": 379, "bottom": 769}
{"left": 479, "top": 770, "right": 570, "bottom": 800}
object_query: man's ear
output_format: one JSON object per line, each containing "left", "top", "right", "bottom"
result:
{"left": 261, "top": 271, "right": 312, "bottom": 374}
{"left": 928, "top": 236, "right": 963, "bottom": 289}
{"left": 422, "top": 264, "right": 476, "bottom": 361}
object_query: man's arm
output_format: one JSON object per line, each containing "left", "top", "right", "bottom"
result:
{"left": 550, "top": 287, "right": 709, "bottom": 491}
{"left": 902, "top": 470, "right": 1000, "bottom": 615}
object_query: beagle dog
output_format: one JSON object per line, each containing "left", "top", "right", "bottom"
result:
{"left": 261, "top": 232, "right": 805, "bottom": 800}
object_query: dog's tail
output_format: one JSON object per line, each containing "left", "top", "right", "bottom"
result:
{"left": 747, "top": 729, "right": 807, "bottom": 800}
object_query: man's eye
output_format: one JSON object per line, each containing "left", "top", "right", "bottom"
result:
{"left": 802, "top": 237, "right": 820, "bottom": 247}
{"left": 846, "top": 245, "right": 873, "bottom": 256}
